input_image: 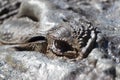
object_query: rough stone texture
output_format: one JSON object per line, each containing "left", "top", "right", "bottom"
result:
{"left": 0, "top": 0, "right": 120, "bottom": 80}
{"left": 0, "top": 0, "right": 21, "bottom": 24}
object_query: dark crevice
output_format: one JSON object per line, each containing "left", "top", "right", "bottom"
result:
{"left": 0, "top": 8, "right": 9, "bottom": 16}
{"left": 19, "top": 15, "right": 39, "bottom": 22}
{"left": 0, "top": 1, "right": 21, "bottom": 21}
{"left": 27, "top": 36, "right": 47, "bottom": 42}
{"left": 104, "top": 67, "right": 116, "bottom": 80}
{"left": 14, "top": 47, "right": 29, "bottom": 51}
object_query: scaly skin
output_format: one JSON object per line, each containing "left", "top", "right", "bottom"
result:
{"left": 47, "top": 22, "right": 97, "bottom": 59}
{"left": 0, "top": 0, "right": 98, "bottom": 59}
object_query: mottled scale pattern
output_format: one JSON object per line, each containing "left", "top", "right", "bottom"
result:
{"left": 48, "top": 22, "right": 97, "bottom": 59}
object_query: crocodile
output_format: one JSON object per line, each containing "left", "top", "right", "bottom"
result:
{"left": 47, "top": 22, "right": 97, "bottom": 59}
{"left": 0, "top": 0, "right": 98, "bottom": 60}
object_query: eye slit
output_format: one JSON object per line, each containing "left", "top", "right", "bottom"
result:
{"left": 27, "top": 36, "right": 47, "bottom": 42}
{"left": 54, "top": 40, "right": 73, "bottom": 52}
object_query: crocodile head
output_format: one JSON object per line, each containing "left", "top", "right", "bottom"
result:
{"left": 47, "top": 22, "right": 97, "bottom": 59}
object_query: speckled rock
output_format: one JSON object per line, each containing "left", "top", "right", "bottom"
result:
{"left": 87, "top": 48, "right": 106, "bottom": 60}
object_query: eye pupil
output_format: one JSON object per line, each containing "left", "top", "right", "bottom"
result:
{"left": 54, "top": 40, "right": 73, "bottom": 52}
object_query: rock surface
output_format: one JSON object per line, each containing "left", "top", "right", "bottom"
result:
{"left": 0, "top": 0, "right": 120, "bottom": 80}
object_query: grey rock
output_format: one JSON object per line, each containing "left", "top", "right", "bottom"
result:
{"left": 0, "top": 0, "right": 21, "bottom": 24}
{"left": 116, "top": 64, "right": 120, "bottom": 78}
{"left": 18, "top": 0, "right": 63, "bottom": 32}
{"left": 88, "top": 48, "right": 106, "bottom": 60}
{"left": 96, "top": 59, "right": 115, "bottom": 71}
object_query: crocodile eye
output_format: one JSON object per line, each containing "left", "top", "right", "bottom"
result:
{"left": 54, "top": 40, "right": 73, "bottom": 53}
